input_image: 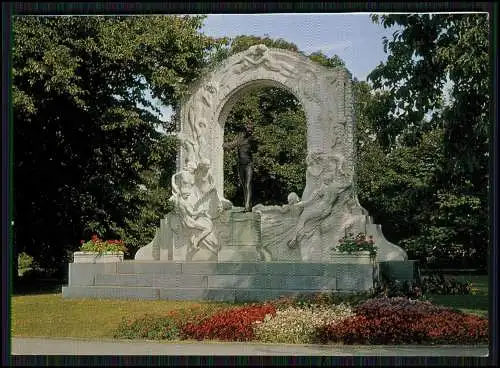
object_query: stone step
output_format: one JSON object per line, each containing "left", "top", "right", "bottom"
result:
{"left": 62, "top": 286, "right": 342, "bottom": 302}
{"left": 113, "top": 261, "right": 371, "bottom": 276}
{"left": 94, "top": 273, "right": 339, "bottom": 291}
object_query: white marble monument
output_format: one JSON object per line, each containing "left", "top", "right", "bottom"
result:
{"left": 135, "top": 44, "right": 407, "bottom": 263}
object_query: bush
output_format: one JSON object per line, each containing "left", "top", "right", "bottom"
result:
{"left": 373, "top": 280, "right": 424, "bottom": 298}
{"left": 181, "top": 303, "right": 276, "bottom": 341}
{"left": 254, "top": 304, "right": 353, "bottom": 344}
{"left": 419, "top": 273, "right": 473, "bottom": 295}
{"left": 114, "top": 313, "right": 181, "bottom": 340}
{"left": 18, "top": 252, "right": 34, "bottom": 273}
{"left": 315, "top": 297, "right": 488, "bottom": 345}
{"left": 271, "top": 292, "right": 374, "bottom": 310}
{"left": 355, "top": 297, "right": 449, "bottom": 319}
{"left": 374, "top": 273, "right": 473, "bottom": 298}
{"left": 112, "top": 303, "right": 233, "bottom": 341}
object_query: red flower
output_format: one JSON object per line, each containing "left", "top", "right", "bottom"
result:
{"left": 80, "top": 240, "right": 84, "bottom": 244}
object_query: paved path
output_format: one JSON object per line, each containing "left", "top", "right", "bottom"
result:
{"left": 11, "top": 338, "right": 489, "bottom": 356}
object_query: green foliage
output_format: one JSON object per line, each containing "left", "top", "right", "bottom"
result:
{"left": 17, "top": 252, "right": 34, "bottom": 271}
{"left": 356, "top": 14, "right": 489, "bottom": 269}
{"left": 13, "top": 16, "right": 225, "bottom": 274}
{"left": 419, "top": 274, "right": 473, "bottom": 295}
{"left": 114, "top": 314, "right": 181, "bottom": 340}
{"left": 228, "top": 35, "right": 300, "bottom": 55}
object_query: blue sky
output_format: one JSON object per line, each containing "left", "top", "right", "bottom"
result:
{"left": 156, "top": 13, "right": 399, "bottom": 122}
{"left": 201, "top": 13, "right": 396, "bottom": 81}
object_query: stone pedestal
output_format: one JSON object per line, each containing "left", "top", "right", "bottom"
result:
{"left": 218, "top": 211, "right": 263, "bottom": 261}
{"left": 73, "top": 252, "right": 124, "bottom": 264}
{"left": 62, "top": 260, "right": 379, "bottom": 301}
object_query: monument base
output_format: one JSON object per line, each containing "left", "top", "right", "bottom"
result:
{"left": 61, "top": 260, "right": 383, "bottom": 301}
{"left": 218, "top": 211, "right": 265, "bottom": 262}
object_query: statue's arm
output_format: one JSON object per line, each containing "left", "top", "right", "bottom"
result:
{"left": 171, "top": 173, "right": 180, "bottom": 196}
{"left": 223, "top": 135, "right": 239, "bottom": 150}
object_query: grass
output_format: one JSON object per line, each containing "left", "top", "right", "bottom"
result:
{"left": 11, "top": 274, "right": 489, "bottom": 339}
{"left": 11, "top": 294, "right": 231, "bottom": 339}
{"left": 426, "top": 274, "right": 489, "bottom": 318}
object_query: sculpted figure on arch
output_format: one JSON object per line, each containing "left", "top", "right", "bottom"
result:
{"left": 169, "top": 159, "right": 223, "bottom": 260}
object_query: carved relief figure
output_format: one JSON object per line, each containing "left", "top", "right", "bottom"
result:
{"left": 186, "top": 106, "right": 208, "bottom": 163}
{"left": 176, "top": 132, "right": 197, "bottom": 167}
{"left": 170, "top": 161, "right": 220, "bottom": 260}
{"left": 298, "top": 70, "right": 321, "bottom": 104}
{"left": 201, "top": 84, "right": 217, "bottom": 108}
{"left": 253, "top": 192, "right": 303, "bottom": 217}
{"left": 193, "top": 158, "right": 224, "bottom": 218}
{"left": 301, "top": 152, "right": 325, "bottom": 202}
{"left": 288, "top": 170, "right": 350, "bottom": 258}
{"left": 232, "top": 44, "right": 295, "bottom": 78}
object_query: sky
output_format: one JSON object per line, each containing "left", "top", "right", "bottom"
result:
{"left": 155, "top": 13, "right": 400, "bottom": 122}
{"left": 201, "top": 13, "right": 396, "bottom": 81}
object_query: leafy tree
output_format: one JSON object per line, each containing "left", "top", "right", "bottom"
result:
{"left": 13, "top": 16, "right": 225, "bottom": 277}
{"left": 359, "top": 14, "right": 489, "bottom": 269}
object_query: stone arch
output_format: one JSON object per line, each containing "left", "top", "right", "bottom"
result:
{"left": 177, "top": 44, "right": 355, "bottom": 202}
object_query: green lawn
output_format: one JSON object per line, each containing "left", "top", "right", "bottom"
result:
{"left": 11, "top": 294, "right": 230, "bottom": 339}
{"left": 426, "top": 275, "right": 488, "bottom": 318}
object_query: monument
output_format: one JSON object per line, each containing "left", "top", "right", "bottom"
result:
{"left": 62, "top": 45, "right": 414, "bottom": 301}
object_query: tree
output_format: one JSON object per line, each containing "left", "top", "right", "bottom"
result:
{"left": 13, "top": 16, "right": 225, "bottom": 276}
{"left": 359, "top": 13, "right": 490, "bottom": 269}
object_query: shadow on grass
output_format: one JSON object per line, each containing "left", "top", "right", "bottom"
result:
{"left": 13, "top": 275, "right": 64, "bottom": 296}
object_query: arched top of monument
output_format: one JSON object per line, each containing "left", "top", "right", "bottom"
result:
{"left": 179, "top": 44, "right": 352, "bottom": 104}
{"left": 175, "top": 43, "right": 357, "bottom": 206}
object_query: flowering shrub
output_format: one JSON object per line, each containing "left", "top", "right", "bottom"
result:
{"left": 254, "top": 304, "right": 354, "bottom": 344}
{"left": 334, "top": 232, "right": 377, "bottom": 258}
{"left": 354, "top": 297, "right": 449, "bottom": 319}
{"left": 80, "top": 234, "right": 127, "bottom": 254}
{"left": 315, "top": 297, "right": 488, "bottom": 344}
{"left": 181, "top": 303, "right": 276, "bottom": 341}
{"left": 112, "top": 305, "right": 231, "bottom": 341}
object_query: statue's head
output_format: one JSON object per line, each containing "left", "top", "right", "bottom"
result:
{"left": 287, "top": 192, "right": 300, "bottom": 205}
{"left": 242, "top": 118, "right": 254, "bottom": 135}
{"left": 185, "top": 161, "right": 197, "bottom": 173}
{"left": 196, "top": 158, "right": 211, "bottom": 175}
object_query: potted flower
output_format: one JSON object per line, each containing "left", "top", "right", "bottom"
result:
{"left": 73, "top": 234, "right": 127, "bottom": 263}
{"left": 330, "top": 232, "right": 377, "bottom": 263}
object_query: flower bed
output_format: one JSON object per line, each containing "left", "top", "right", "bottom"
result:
{"left": 254, "top": 304, "right": 353, "bottom": 344}
{"left": 181, "top": 303, "right": 276, "bottom": 341}
{"left": 112, "top": 296, "right": 488, "bottom": 345}
{"left": 315, "top": 297, "right": 488, "bottom": 345}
